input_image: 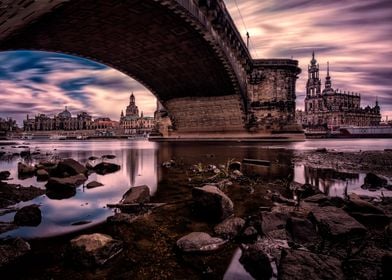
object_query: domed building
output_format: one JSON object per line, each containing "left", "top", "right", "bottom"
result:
{"left": 119, "top": 92, "right": 156, "bottom": 136}
{"left": 58, "top": 106, "right": 72, "bottom": 119}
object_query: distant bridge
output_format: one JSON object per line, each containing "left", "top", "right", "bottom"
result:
{"left": 0, "top": 0, "right": 302, "bottom": 139}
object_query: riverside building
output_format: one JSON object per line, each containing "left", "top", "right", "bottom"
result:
{"left": 299, "top": 52, "right": 381, "bottom": 129}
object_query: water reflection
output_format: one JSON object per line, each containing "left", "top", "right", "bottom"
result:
{"left": 0, "top": 139, "right": 391, "bottom": 239}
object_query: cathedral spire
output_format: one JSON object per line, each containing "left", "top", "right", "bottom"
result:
{"left": 325, "top": 61, "right": 332, "bottom": 90}
{"left": 327, "top": 61, "right": 330, "bottom": 77}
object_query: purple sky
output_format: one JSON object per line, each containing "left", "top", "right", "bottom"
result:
{"left": 0, "top": 0, "right": 391, "bottom": 125}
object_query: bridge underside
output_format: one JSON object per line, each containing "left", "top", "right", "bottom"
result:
{"left": 0, "top": 0, "right": 303, "bottom": 140}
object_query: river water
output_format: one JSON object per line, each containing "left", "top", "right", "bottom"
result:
{"left": 0, "top": 138, "right": 391, "bottom": 239}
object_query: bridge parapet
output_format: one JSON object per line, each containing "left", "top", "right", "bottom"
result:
{"left": 160, "top": 0, "right": 252, "bottom": 99}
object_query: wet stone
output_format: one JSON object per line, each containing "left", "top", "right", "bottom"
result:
{"left": 36, "top": 169, "right": 49, "bottom": 181}
{"left": 0, "top": 170, "right": 10, "bottom": 180}
{"left": 239, "top": 243, "right": 273, "bottom": 280}
{"left": 86, "top": 181, "right": 104, "bottom": 189}
{"left": 286, "top": 217, "right": 319, "bottom": 246}
{"left": 121, "top": 185, "right": 150, "bottom": 204}
{"left": 260, "top": 211, "right": 289, "bottom": 237}
{"left": 17, "top": 162, "right": 36, "bottom": 179}
{"left": 362, "top": 172, "right": 388, "bottom": 189}
{"left": 176, "top": 232, "right": 227, "bottom": 253}
{"left": 13, "top": 204, "right": 42, "bottom": 227}
{"left": 46, "top": 174, "right": 87, "bottom": 190}
{"left": 93, "top": 162, "right": 121, "bottom": 175}
{"left": 309, "top": 206, "right": 367, "bottom": 239}
{"left": 192, "top": 185, "right": 234, "bottom": 222}
{"left": 55, "top": 158, "right": 87, "bottom": 176}
{"left": 279, "top": 249, "right": 344, "bottom": 280}
{"left": 0, "top": 238, "right": 30, "bottom": 268}
{"left": 69, "top": 233, "right": 123, "bottom": 267}
{"left": 214, "top": 217, "right": 245, "bottom": 240}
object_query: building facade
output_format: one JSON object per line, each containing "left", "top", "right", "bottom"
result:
{"left": 301, "top": 52, "right": 381, "bottom": 128}
{"left": 23, "top": 107, "right": 118, "bottom": 132}
{"left": 120, "top": 93, "right": 156, "bottom": 135}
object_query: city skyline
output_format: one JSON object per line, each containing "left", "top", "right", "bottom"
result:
{"left": 0, "top": 0, "right": 391, "bottom": 125}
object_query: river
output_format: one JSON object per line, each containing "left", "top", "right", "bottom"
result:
{"left": 0, "top": 138, "right": 391, "bottom": 239}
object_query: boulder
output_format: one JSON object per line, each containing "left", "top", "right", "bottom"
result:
{"left": 345, "top": 193, "right": 385, "bottom": 214}
{"left": 20, "top": 150, "right": 31, "bottom": 158}
{"left": 86, "top": 181, "right": 104, "bottom": 189}
{"left": 36, "top": 169, "right": 49, "bottom": 181}
{"left": 240, "top": 226, "right": 259, "bottom": 243}
{"left": 13, "top": 204, "right": 41, "bottom": 226}
{"left": 121, "top": 185, "right": 150, "bottom": 204}
{"left": 286, "top": 217, "right": 319, "bottom": 246}
{"left": 101, "top": 154, "right": 116, "bottom": 159}
{"left": 17, "top": 162, "right": 36, "bottom": 179}
{"left": 304, "top": 193, "right": 329, "bottom": 204}
{"left": 239, "top": 244, "right": 273, "bottom": 280}
{"left": 0, "top": 170, "right": 10, "bottom": 180}
{"left": 382, "top": 253, "right": 392, "bottom": 280}
{"left": 46, "top": 174, "right": 87, "bottom": 190}
{"left": 309, "top": 206, "right": 367, "bottom": 238}
{"left": 176, "top": 232, "right": 227, "bottom": 252}
{"left": 0, "top": 238, "right": 30, "bottom": 268}
{"left": 69, "top": 233, "right": 123, "bottom": 267}
{"left": 93, "top": 162, "right": 121, "bottom": 175}
{"left": 279, "top": 249, "right": 345, "bottom": 280}
{"left": 88, "top": 156, "right": 99, "bottom": 161}
{"left": 228, "top": 161, "right": 241, "bottom": 171}
{"left": 55, "top": 158, "right": 87, "bottom": 176}
{"left": 260, "top": 211, "right": 289, "bottom": 237}
{"left": 214, "top": 217, "right": 245, "bottom": 240}
{"left": 362, "top": 172, "right": 388, "bottom": 189}
{"left": 192, "top": 185, "right": 234, "bottom": 222}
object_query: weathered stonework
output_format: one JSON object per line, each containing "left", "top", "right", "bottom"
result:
{"left": 164, "top": 95, "right": 245, "bottom": 133}
{"left": 247, "top": 59, "right": 302, "bottom": 132}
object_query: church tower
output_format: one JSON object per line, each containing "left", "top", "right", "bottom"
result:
{"left": 322, "top": 62, "right": 334, "bottom": 94}
{"left": 125, "top": 93, "right": 139, "bottom": 117}
{"left": 306, "top": 51, "right": 321, "bottom": 98}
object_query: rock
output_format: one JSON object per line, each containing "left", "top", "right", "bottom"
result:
{"left": 240, "top": 226, "right": 259, "bottom": 243}
{"left": 55, "top": 158, "right": 87, "bottom": 176}
{"left": 231, "top": 169, "right": 243, "bottom": 178}
{"left": 316, "top": 148, "right": 328, "bottom": 153}
{"left": 46, "top": 174, "right": 87, "bottom": 190}
{"left": 121, "top": 185, "right": 150, "bottom": 204}
{"left": 36, "top": 169, "right": 49, "bottom": 181}
{"left": 101, "top": 154, "right": 116, "bottom": 159}
{"left": 350, "top": 212, "right": 390, "bottom": 227}
{"left": 17, "top": 162, "right": 36, "bottom": 179}
{"left": 69, "top": 233, "right": 123, "bottom": 267}
{"left": 309, "top": 206, "right": 367, "bottom": 238}
{"left": 260, "top": 211, "right": 289, "bottom": 236}
{"left": 93, "top": 162, "right": 121, "bottom": 175}
{"left": 0, "top": 238, "right": 30, "bottom": 268}
{"left": 86, "top": 181, "right": 104, "bottom": 189}
{"left": 362, "top": 172, "right": 388, "bottom": 189}
{"left": 0, "top": 170, "right": 10, "bottom": 180}
{"left": 304, "top": 193, "right": 329, "bottom": 204}
{"left": 46, "top": 187, "right": 76, "bottom": 200}
{"left": 13, "top": 204, "right": 42, "bottom": 226}
{"left": 239, "top": 243, "right": 273, "bottom": 280}
{"left": 279, "top": 249, "right": 345, "bottom": 280}
{"left": 293, "top": 183, "right": 321, "bottom": 198}
{"left": 192, "top": 185, "right": 234, "bottom": 222}
{"left": 345, "top": 193, "right": 385, "bottom": 214}
{"left": 176, "top": 232, "right": 227, "bottom": 252}
{"left": 162, "top": 160, "right": 175, "bottom": 168}
{"left": 214, "top": 217, "right": 245, "bottom": 240}
{"left": 228, "top": 161, "right": 241, "bottom": 171}
{"left": 20, "top": 150, "right": 30, "bottom": 158}
{"left": 386, "top": 222, "right": 392, "bottom": 247}
{"left": 88, "top": 156, "right": 99, "bottom": 161}
{"left": 286, "top": 217, "right": 319, "bottom": 246}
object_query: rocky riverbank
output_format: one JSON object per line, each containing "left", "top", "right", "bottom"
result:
{"left": 0, "top": 147, "right": 391, "bottom": 279}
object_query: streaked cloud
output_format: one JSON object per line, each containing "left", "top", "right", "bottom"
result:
{"left": 225, "top": 0, "right": 392, "bottom": 118}
{"left": 0, "top": 0, "right": 391, "bottom": 124}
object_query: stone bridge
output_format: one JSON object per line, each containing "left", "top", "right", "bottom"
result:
{"left": 0, "top": 0, "right": 302, "bottom": 140}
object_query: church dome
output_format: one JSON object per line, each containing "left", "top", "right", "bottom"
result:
{"left": 322, "top": 87, "right": 334, "bottom": 95}
{"left": 58, "top": 107, "right": 71, "bottom": 118}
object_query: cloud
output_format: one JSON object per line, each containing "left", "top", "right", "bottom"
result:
{"left": 225, "top": 0, "right": 392, "bottom": 118}
{"left": 0, "top": 1, "right": 391, "bottom": 124}
{"left": 0, "top": 51, "right": 156, "bottom": 124}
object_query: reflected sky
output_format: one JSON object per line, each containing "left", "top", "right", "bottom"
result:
{"left": 0, "top": 139, "right": 391, "bottom": 239}
{"left": 0, "top": 1, "right": 390, "bottom": 124}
